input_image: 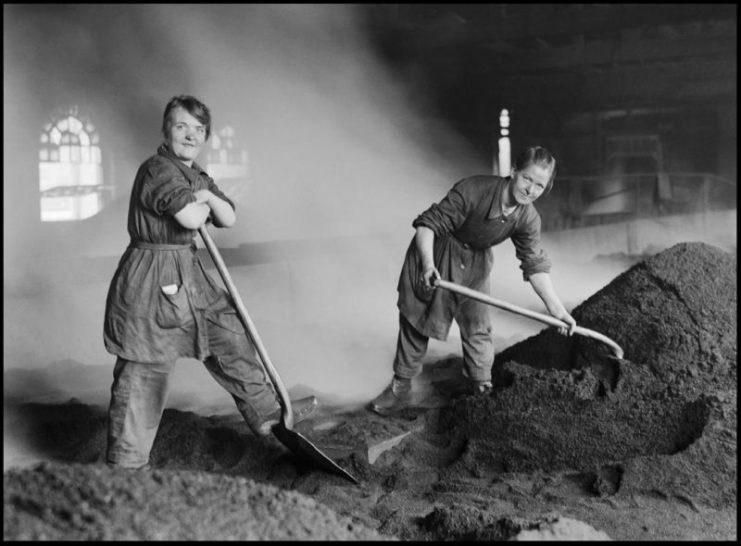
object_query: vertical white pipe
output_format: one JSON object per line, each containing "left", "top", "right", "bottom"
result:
{"left": 498, "top": 108, "right": 511, "bottom": 177}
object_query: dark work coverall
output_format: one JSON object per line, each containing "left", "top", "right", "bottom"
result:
{"left": 103, "top": 144, "right": 279, "bottom": 468}
{"left": 394, "top": 175, "right": 552, "bottom": 382}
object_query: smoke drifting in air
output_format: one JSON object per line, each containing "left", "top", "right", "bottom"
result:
{"left": 3, "top": 5, "right": 647, "bottom": 414}
{"left": 3, "top": 5, "right": 485, "bottom": 405}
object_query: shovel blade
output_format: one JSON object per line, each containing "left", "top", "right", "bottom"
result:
{"left": 272, "top": 422, "right": 359, "bottom": 484}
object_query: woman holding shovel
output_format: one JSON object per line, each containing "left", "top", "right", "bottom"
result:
{"left": 103, "top": 95, "right": 316, "bottom": 469}
{"left": 370, "top": 146, "right": 577, "bottom": 416}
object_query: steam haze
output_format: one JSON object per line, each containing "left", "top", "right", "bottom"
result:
{"left": 5, "top": 4, "right": 730, "bottom": 424}
{"left": 3, "top": 4, "right": 490, "bottom": 411}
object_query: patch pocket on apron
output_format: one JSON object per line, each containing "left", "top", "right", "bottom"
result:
{"left": 155, "top": 285, "right": 193, "bottom": 328}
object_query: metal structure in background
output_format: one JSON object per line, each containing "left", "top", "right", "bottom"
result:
{"left": 367, "top": 4, "right": 736, "bottom": 115}
{"left": 549, "top": 171, "right": 737, "bottom": 231}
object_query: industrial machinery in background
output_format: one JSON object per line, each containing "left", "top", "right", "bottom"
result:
{"left": 549, "top": 134, "right": 736, "bottom": 230}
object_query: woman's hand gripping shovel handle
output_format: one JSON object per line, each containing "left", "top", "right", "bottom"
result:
{"left": 433, "top": 279, "right": 624, "bottom": 359}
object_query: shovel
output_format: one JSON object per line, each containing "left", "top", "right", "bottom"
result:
{"left": 434, "top": 279, "right": 623, "bottom": 359}
{"left": 198, "top": 225, "right": 359, "bottom": 484}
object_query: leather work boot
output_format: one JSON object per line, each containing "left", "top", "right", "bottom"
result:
{"left": 257, "top": 395, "right": 319, "bottom": 437}
{"left": 368, "top": 376, "right": 412, "bottom": 416}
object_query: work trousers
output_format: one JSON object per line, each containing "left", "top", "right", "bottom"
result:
{"left": 392, "top": 302, "right": 494, "bottom": 383}
{"left": 106, "top": 326, "right": 279, "bottom": 468}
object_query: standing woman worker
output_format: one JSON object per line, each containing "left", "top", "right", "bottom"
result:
{"left": 370, "top": 146, "right": 577, "bottom": 415}
{"left": 104, "top": 95, "right": 315, "bottom": 469}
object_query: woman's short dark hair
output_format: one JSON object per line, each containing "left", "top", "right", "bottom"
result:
{"left": 161, "top": 95, "right": 211, "bottom": 139}
{"left": 513, "top": 146, "right": 557, "bottom": 195}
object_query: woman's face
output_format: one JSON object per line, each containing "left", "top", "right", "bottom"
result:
{"left": 165, "top": 106, "right": 207, "bottom": 165}
{"left": 510, "top": 163, "right": 552, "bottom": 205}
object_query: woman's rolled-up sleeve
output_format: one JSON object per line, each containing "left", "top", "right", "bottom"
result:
{"left": 412, "top": 178, "right": 472, "bottom": 236}
{"left": 511, "top": 212, "right": 552, "bottom": 281}
{"left": 206, "top": 177, "right": 235, "bottom": 211}
{"left": 140, "top": 162, "right": 196, "bottom": 216}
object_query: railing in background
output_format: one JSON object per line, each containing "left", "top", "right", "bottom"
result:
{"left": 541, "top": 172, "right": 737, "bottom": 231}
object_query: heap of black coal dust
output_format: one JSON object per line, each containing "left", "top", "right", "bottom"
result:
{"left": 4, "top": 242, "right": 736, "bottom": 540}
{"left": 3, "top": 461, "right": 388, "bottom": 540}
{"left": 442, "top": 242, "right": 736, "bottom": 507}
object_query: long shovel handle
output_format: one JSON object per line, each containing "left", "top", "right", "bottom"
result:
{"left": 435, "top": 279, "right": 624, "bottom": 359}
{"left": 198, "top": 225, "right": 294, "bottom": 428}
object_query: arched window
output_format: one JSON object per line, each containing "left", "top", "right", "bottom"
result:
{"left": 205, "top": 125, "right": 251, "bottom": 204}
{"left": 39, "top": 105, "right": 111, "bottom": 221}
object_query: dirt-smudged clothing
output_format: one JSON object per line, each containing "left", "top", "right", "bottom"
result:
{"left": 104, "top": 145, "right": 240, "bottom": 363}
{"left": 397, "top": 175, "right": 552, "bottom": 341}
{"left": 103, "top": 145, "right": 279, "bottom": 466}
